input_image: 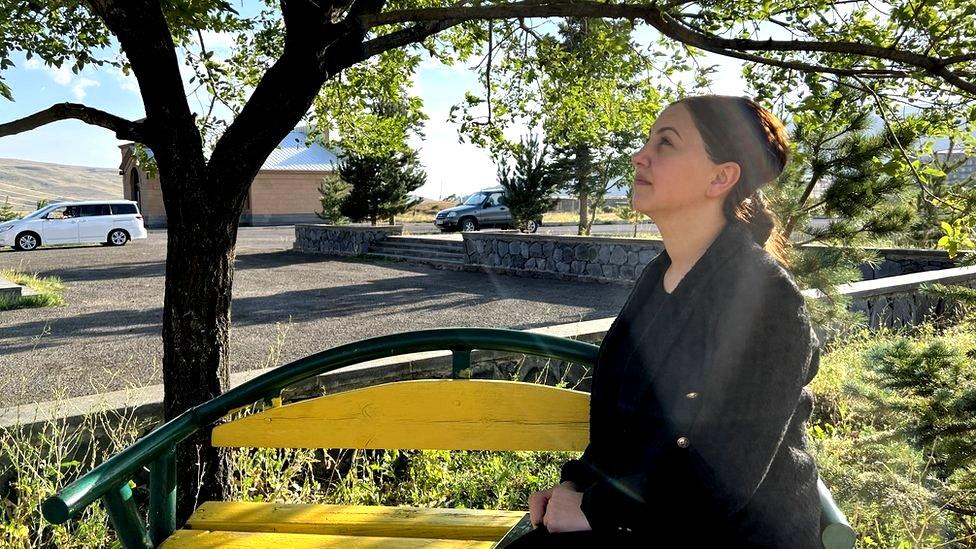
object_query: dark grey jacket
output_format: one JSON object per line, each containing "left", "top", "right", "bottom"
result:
{"left": 560, "top": 221, "right": 822, "bottom": 548}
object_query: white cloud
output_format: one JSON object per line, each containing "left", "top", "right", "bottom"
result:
{"left": 198, "top": 30, "right": 237, "bottom": 53}
{"left": 50, "top": 64, "right": 74, "bottom": 86}
{"left": 22, "top": 56, "right": 103, "bottom": 100}
{"left": 72, "top": 77, "right": 99, "bottom": 100}
{"left": 114, "top": 67, "right": 140, "bottom": 94}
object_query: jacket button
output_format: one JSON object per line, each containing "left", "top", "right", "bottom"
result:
{"left": 676, "top": 436, "right": 690, "bottom": 448}
{"left": 685, "top": 392, "right": 699, "bottom": 399}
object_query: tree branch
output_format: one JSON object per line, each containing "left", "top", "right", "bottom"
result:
{"left": 0, "top": 102, "right": 146, "bottom": 142}
{"left": 357, "top": 1, "right": 975, "bottom": 95}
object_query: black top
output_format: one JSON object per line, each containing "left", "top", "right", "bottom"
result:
{"left": 559, "top": 221, "right": 822, "bottom": 548}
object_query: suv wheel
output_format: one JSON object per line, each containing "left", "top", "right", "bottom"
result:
{"left": 108, "top": 229, "right": 129, "bottom": 246}
{"left": 460, "top": 217, "right": 478, "bottom": 232}
{"left": 525, "top": 219, "right": 540, "bottom": 233}
{"left": 14, "top": 232, "right": 40, "bottom": 251}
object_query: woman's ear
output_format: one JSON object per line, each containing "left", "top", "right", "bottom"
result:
{"left": 706, "top": 162, "right": 741, "bottom": 199}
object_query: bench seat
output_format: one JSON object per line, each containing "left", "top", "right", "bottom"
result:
{"left": 163, "top": 501, "right": 527, "bottom": 547}
{"left": 163, "top": 529, "right": 496, "bottom": 548}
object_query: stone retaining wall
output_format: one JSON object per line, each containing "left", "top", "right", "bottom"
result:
{"left": 858, "top": 248, "right": 972, "bottom": 280}
{"left": 462, "top": 233, "right": 664, "bottom": 283}
{"left": 293, "top": 225, "right": 973, "bottom": 286}
{"left": 295, "top": 224, "right": 402, "bottom": 256}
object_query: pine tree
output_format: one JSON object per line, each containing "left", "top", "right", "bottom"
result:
{"left": 316, "top": 173, "right": 351, "bottom": 224}
{"left": 338, "top": 150, "right": 426, "bottom": 225}
{"left": 0, "top": 197, "right": 19, "bottom": 222}
{"left": 853, "top": 324, "right": 976, "bottom": 517}
{"left": 497, "top": 134, "right": 558, "bottom": 231}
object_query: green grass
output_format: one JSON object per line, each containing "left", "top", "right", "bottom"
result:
{"left": 0, "top": 269, "right": 65, "bottom": 310}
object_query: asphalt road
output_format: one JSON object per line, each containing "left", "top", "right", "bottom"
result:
{"left": 0, "top": 227, "right": 631, "bottom": 407}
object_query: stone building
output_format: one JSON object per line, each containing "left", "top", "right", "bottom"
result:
{"left": 119, "top": 127, "right": 338, "bottom": 227}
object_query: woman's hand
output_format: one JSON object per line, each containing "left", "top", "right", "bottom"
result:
{"left": 539, "top": 482, "right": 592, "bottom": 533}
{"left": 528, "top": 481, "right": 578, "bottom": 527}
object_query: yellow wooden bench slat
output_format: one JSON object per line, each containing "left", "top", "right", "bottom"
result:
{"left": 161, "top": 529, "right": 496, "bottom": 548}
{"left": 212, "top": 379, "right": 589, "bottom": 451}
{"left": 184, "top": 502, "right": 526, "bottom": 542}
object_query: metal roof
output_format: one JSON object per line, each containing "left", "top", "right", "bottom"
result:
{"left": 261, "top": 129, "right": 338, "bottom": 172}
{"left": 121, "top": 128, "right": 338, "bottom": 173}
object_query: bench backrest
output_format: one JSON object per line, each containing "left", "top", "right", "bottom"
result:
{"left": 211, "top": 379, "right": 856, "bottom": 549}
{"left": 213, "top": 379, "right": 589, "bottom": 451}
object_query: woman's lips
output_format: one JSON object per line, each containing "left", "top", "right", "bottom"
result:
{"left": 635, "top": 177, "right": 651, "bottom": 186}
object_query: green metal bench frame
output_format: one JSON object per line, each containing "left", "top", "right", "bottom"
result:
{"left": 41, "top": 327, "right": 857, "bottom": 548}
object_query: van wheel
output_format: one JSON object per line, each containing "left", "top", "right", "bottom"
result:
{"left": 460, "top": 217, "right": 478, "bottom": 232}
{"left": 108, "top": 229, "right": 129, "bottom": 246}
{"left": 14, "top": 232, "right": 40, "bottom": 251}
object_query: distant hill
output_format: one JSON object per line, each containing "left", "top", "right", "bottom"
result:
{"left": 0, "top": 158, "right": 121, "bottom": 212}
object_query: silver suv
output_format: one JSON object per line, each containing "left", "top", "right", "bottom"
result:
{"left": 433, "top": 187, "right": 542, "bottom": 233}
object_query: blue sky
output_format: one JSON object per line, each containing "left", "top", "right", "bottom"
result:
{"left": 0, "top": 14, "right": 748, "bottom": 200}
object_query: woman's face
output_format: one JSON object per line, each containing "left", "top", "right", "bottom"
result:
{"left": 630, "top": 103, "right": 729, "bottom": 218}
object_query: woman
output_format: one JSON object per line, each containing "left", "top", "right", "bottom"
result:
{"left": 509, "top": 95, "right": 822, "bottom": 548}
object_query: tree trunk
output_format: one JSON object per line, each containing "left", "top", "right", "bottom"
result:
{"left": 157, "top": 155, "right": 246, "bottom": 522}
{"left": 162, "top": 213, "right": 237, "bottom": 522}
{"left": 574, "top": 145, "right": 592, "bottom": 236}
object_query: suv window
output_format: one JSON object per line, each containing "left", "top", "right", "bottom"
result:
{"left": 79, "top": 204, "right": 112, "bottom": 217}
{"left": 487, "top": 194, "right": 502, "bottom": 207}
{"left": 112, "top": 203, "right": 138, "bottom": 215}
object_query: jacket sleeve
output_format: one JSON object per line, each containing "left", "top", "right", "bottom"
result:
{"left": 559, "top": 447, "right": 598, "bottom": 488}
{"left": 577, "top": 275, "right": 818, "bottom": 533}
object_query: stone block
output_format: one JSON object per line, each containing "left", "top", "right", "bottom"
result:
{"left": 586, "top": 263, "right": 603, "bottom": 277}
{"left": 610, "top": 246, "right": 628, "bottom": 265}
{"left": 598, "top": 245, "right": 611, "bottom": 263}
{"left": 574, "top": 245, "right": 588, "bottom": 261}
{"left": 556, "top": 262, "right": 571, "bottom": 273}
{"left": 529, "top": 242, "right": 542, "bottom": 257}
{"left": 620, "top": 264, "right": 636, "bottom": 279}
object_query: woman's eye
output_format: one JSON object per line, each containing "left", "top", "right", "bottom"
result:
{"left": 657, "top": 138, "right": 671, "bottom": 148}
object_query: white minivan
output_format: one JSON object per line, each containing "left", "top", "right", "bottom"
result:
{"left": 0, "top": 200, "right": 148, "bottom": 251}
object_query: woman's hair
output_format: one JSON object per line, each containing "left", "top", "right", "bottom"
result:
{"left": 674, "top": 95, "right": 791, "bottom": 265}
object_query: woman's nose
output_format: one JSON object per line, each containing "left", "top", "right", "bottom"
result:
{"left": 632, "top": 150, "right": 647, "bottom": 167}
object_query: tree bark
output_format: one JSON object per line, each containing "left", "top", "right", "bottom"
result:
{"left": 575, "top": 144, "right": 592, "bottom": 236}
{"left": 160, "top": 197, "right": 239, "bottom": 522}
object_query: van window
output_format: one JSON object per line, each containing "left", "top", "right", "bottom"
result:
{"left": 79, "top": 204, "right": 112, "bottom": 217}
{"left": 46, "top": 206, "right": 73, "bottom": 220}
{"left": 111, "top": 203, "right": 138, "bottom": 215}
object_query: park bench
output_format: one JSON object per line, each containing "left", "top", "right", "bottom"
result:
{"left": 42, "top": 328, "right": 857, "bottom": 548}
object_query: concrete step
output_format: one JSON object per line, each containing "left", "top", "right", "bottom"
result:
{"left": 386, "top": 236, "right": 464, "bottom": 249}
{"left": 370, "top": 244, "right": 466, "bottom": 259}
{"left": 0, "top": 276, "right": 24, "bottom": 300}
{"left": 366, "top": 252, "right": 465, "bottom": 267}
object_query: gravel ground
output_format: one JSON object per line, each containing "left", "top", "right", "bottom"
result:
{"left": 0, "top": 227, "right": 629, "bottom": 407}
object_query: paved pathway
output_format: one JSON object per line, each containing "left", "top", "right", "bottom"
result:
{"left": 0, "top": 228, "right": 630, "bottom": 406}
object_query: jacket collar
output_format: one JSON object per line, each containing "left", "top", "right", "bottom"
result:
{"left": 652, "top": 220, "right": 756, "bottom": 299}
{"left": 616, "top": 221, "right": 758, "bottom": 389}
